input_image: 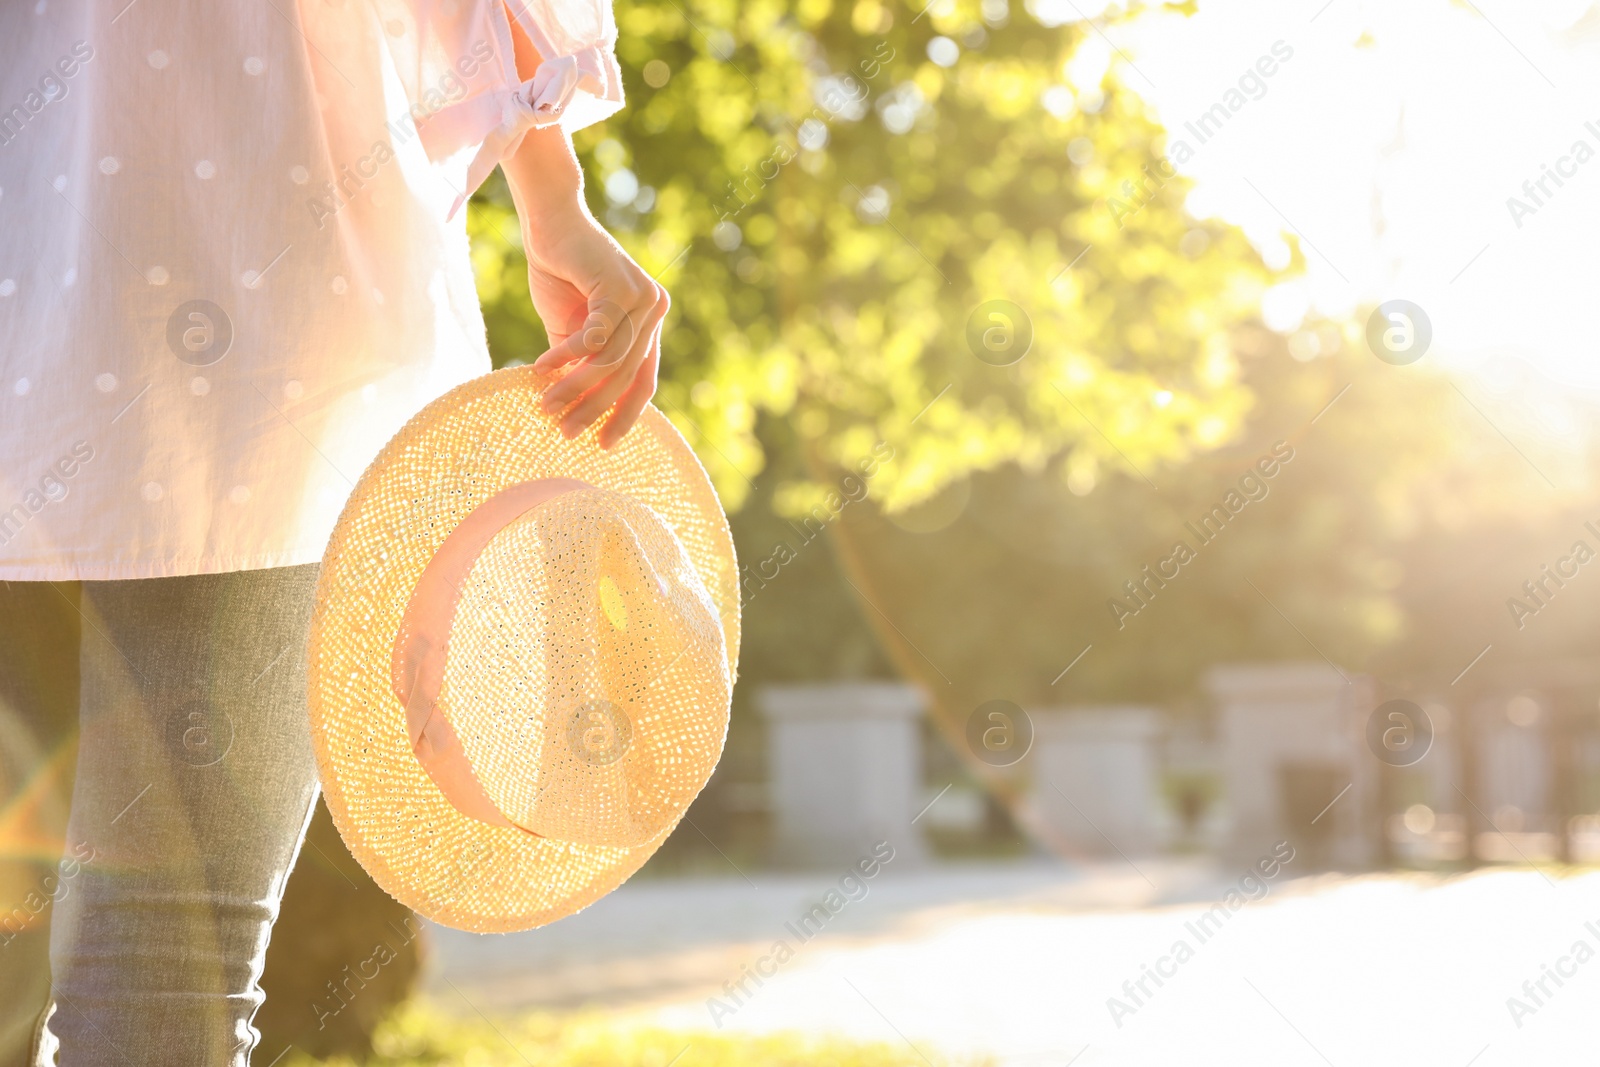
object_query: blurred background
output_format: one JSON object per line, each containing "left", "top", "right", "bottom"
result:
{"left": 11, "top": 0, "right": 1600, "bottom": 1063}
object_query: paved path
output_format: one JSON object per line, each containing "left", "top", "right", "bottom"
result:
{"left": 426, "top": 859, "right": 1600, "bottom": 1065}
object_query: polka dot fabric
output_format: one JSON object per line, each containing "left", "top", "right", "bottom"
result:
{"left": 0, "top": 0, "right": 621, "bottom": 581}
{"left": 308, "top": 366, "right": 739, "bottom": 933}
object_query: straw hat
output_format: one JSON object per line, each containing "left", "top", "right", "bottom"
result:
{"left": 307, "top": 366, "right": 739, "bottom": 933}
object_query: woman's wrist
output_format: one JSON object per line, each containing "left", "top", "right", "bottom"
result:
{"left": 503, "top": 126, "right": 587, "bottom": 229}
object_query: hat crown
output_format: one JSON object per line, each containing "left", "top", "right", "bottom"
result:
{"left": 394, "top": 481, "right": 728, "bottom": 849}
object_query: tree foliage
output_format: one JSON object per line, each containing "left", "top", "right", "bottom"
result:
{"left": 470, "top": 0, "right": 1276, "bottom": 516}
{"left": 466, "top": 0, "right": 1600, "bottom": 853}
{"left": 837, "top": 319, "right": 1600, "bottom": 713}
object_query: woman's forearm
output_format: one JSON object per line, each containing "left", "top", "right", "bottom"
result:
{"left": 503, "top": 125, "right": 588, "bottom": 230}
{"left": 494, "top": 3, "right": 667, "bottom": 447}
{"left": 499, "top": 10, "right": 588, "bottom": 231}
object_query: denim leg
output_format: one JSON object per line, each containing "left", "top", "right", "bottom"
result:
{"left": 42, "top": 566, "right": 322, "bottom": 1067}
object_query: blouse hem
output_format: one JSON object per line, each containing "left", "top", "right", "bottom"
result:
{"left": 0, "top": 548, "right": 329, "bottom": 583}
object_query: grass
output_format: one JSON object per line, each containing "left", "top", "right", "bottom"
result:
{"left": 284, "top": 1002, "right": 985, "bottom": 1067}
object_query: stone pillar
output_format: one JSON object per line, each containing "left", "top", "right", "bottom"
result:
{"left": 758, "top": 682, "right": 928, "bottom": 868}
{"left": 1208, "top": 662, "right": 1374, "bottom": 867}
{"left": 1030, "top": 707, "right": 1164, "bottom": 856}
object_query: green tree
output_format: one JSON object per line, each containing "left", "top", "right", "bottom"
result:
{"left": 466, "top": 0, "right": 1288, "bottom": 846}
{"left": 469, "top": 0, "right": 1600, "bottom": 861}
{"left": 470, "top": 0, "right": 1273, "bottom": 517}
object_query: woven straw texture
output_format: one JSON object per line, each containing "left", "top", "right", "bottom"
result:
{"left": 308, "top": 366, "right": 740, "bottom": 933}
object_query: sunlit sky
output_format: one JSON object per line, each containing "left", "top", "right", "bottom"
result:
{"left": 1042, "top": 0, "right": 1600, "bottom": 404}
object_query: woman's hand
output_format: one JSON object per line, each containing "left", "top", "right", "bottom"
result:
{"left": 523, "top": 205, "right": 668, "bottom": 448}
{"left": 503, "top": 125, "right": 668, "bottom": 449}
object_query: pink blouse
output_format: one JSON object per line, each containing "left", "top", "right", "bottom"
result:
{"left": 0, "top": 0, "right": 622, "bottom": 580}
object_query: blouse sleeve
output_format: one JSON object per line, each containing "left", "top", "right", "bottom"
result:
{"left": 380, "top": 0, "right": 625, "bottom": 217}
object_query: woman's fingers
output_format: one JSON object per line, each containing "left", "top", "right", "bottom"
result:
{"left": 527, "top": 248, "right": 667, "bottom": 445}
{"left": 538, "top": 300, "right": 642, "bottom": 412}
{"left": 559, "top": 365, "right": 635, "bottom": 438}
{"left": 528, "top": 288, "right": 589, "bottom": 372}
{"left": 601, "top": 287, "right": 669, "bottom": 446}
{"left": 541, "top": 347, "right": 628, "bottom": 417}
{"left": 532, "top": 327, "right": 597, "bottom": 376}
{"left": 544, "top": 308, "right": 643, "bottom": 412}
{"left": 598, "top": 328, "right": 663, "bottom": 449}
{"left": 558, "top": 287, "right": 667, "bottom": 436}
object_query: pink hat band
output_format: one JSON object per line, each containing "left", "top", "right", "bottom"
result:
{"left": 389, "top": 477, "right": 593, "bottom": 836}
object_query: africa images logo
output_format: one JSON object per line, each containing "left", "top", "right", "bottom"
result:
{"left": 705, "top": 841, "right": 896, "bottom": 1027}
{"left": 0, "top": 441, "right": 97, "bottom": 547}
{"left": 1106, "top": 442, "right": 1295, "bottom": 629}
{"left": 1106, "top": 841, "right": 1296, "bottom": 1029}
{"left": 0, "top": 41, "right": 95, "bottom": 148}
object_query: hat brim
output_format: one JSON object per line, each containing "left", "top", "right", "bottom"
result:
{"left": 307, "top": 367, "right": 740, "bottom": 933}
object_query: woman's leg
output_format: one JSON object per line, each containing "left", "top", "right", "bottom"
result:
{"left": 43, "top": 566, "right": 322, "bottom": 1066}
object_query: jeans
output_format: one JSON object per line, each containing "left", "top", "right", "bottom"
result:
{"left": 0, "top": 567, "right": 322, "bottom": 1066}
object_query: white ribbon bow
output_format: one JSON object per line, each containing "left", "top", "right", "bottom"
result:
{"left": 446, "top": 50, "right": 609, "bottom": 219}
